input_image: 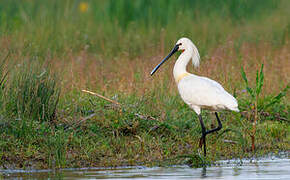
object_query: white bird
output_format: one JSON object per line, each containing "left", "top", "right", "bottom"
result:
{"left": 151, "top": 37, "right": 239, "bottom": 156}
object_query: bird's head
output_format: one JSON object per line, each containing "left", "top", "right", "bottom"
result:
{"left": 175, "top": 37, "right": 193, "bottom": 52}
{"left": 151, "top": 37, "right": 200, "bottom": 76}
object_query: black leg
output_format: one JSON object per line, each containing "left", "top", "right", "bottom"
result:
{"left": 198, "top": 115, "right": 207, "bottom": 156}
{"left": 198, "top": 112, "right": 223, "bottom": 157}
{"left": 206, "top": 112, "right": 222, "bottom": 135}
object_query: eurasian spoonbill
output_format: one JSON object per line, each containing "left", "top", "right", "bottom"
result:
{"left": 151, "top": 37, "right": 239, "bottom": 156}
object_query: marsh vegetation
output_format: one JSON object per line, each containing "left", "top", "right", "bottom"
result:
{"left": 0, "top": 0, "right": 289, "bottom": 169}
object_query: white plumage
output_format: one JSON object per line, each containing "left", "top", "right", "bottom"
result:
{"left": 172, "top": 37, "right": 239, "bottom": 115}
{"left": 178, "top": 75, "right": 239, "bottom": 115}
{"left": 151, "top": 37, "right": 239, "bottom": 156}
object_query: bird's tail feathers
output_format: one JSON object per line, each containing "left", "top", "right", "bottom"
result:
{"left": 230, "top": 107, "right": 240, "bottom": 112}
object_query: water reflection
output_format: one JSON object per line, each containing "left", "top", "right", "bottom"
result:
{"left": 201, "top": 166, "right": 206, "bottom": 178}
{"left": 1, "top": 156, "right": 289, "bottom": 179}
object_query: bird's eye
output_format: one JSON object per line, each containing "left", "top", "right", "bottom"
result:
{"left": 178, "top": 43, "right": 182, "bottom": 46}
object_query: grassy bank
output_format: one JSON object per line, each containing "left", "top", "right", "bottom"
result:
{"left": 0, "top": 0, "right": 289, "bottom": 169}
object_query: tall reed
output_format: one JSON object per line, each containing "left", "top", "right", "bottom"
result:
{"left": 4, "top": 62, "right": 60, "bottom": 122}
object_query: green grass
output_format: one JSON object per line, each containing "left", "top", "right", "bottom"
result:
{"left": 1, "top": 62, "right": 60, "bottom": 122}
{"left": 0, "top": 0, "right": 289, "bottom": 169}
{"left": 0, "top": 0, "right": 289, "bottom": 57}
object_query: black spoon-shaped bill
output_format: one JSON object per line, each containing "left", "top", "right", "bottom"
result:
{"left": 150, "top": 44, "right": 179, "bottom": 76}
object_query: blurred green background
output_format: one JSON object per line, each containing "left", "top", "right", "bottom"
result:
{"left": 0, "top": 0, "right": 289, "bottom": 58}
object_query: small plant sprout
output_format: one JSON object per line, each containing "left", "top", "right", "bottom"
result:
{"left": 241, "top": 64, "right": 264, "bottom": 152}
{"left": 241, "top": 64, "right": 289, "bottom": 152}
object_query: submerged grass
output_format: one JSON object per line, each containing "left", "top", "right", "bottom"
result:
{"left": 0, "top": 0, "right": 289, "bottom": 169}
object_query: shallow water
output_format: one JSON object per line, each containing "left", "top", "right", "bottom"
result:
{"left": 1, "top": 155, "right": 289, "bottom": 179}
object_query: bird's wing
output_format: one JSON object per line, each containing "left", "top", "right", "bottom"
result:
{"left": 178, "top": 76, "right": 237, "bottom": 108}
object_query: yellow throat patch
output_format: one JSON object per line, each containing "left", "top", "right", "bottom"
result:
{"left": 176, "top": 72, "right": 190, "bottom": 84}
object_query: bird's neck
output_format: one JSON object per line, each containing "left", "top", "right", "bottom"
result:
{"left": 173, "top": 49, "right": 193, "bottom": 83}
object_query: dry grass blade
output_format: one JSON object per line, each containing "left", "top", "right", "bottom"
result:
{"left": 82, "top": 89, "right": 156, "bottom": 121}
{"left": 82, "top": 89, "right": 121, "bottom": 105}
{"left": 64, "top": 113, "right": 97, "bottom": 131}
